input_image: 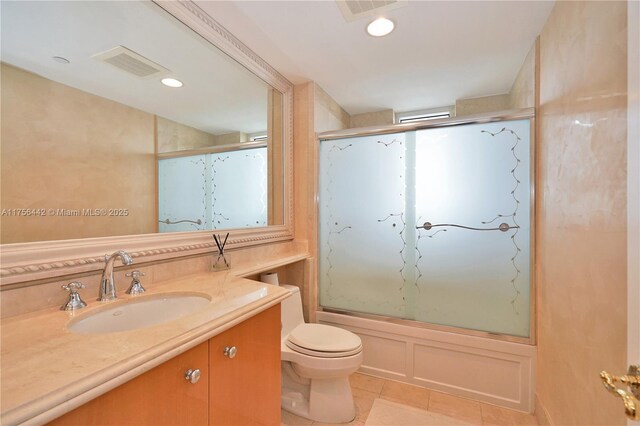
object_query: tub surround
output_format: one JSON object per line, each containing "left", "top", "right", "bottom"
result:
{"left": 318, "top": 311, "right": 536, "bottom": 413}
{"left": 0, "top": 254, "right": 308, "bottom": 425}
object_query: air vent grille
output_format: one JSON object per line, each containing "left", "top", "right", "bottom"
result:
{"left": 92, "top": 46, "right": 169, "bottom": 78}
{"left": 336, "top": 0, "right": 407, "bottom": 22}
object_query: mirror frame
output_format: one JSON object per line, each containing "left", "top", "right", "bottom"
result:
{"left": 0, "top": 0, "right": 294, "bottom": 286}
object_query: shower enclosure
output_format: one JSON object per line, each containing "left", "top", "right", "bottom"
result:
{"left": 318, "top": 111, "right": 534, "bottom": 341}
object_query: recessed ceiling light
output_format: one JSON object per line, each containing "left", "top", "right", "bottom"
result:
{"left": 161, "top": 78, "right": 183, "bottom": 88}
{"left": 366, "top": 17, "right": 395, "bottom": 37}
{"left": 52, "top": 56, "right": 70, "bottom": 64}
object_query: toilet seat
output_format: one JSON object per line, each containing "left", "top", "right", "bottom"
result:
{"left": 286, "top": 323, "right": 362, "bottom": 358}
{"left": 286, "top": 340, "right": 362, "bottom": 358}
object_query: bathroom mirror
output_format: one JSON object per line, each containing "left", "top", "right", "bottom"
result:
{"left": 0, "top": 1, "right": 293, "bottom": 284}
{"left": 0, "top": 0, "right": 290, "bottom": 243}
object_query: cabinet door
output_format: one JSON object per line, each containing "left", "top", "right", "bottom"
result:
{"left": 49, "top": 341, "right": 209, "bottom": 425}
{"left": 209, "top": 305, "right": 281, "bottom": 426}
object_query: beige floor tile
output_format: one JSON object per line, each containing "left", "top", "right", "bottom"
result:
{"left": 427, "top": 391, "right": 483, "bottom": 425}
{"left": 281, "top": 409, "right": 314, "bottom": 426}
{"left": 349, "top": 373, "right": 385, "bottom": 395}
{"left": 353, "top": 387, "right": 379, "bottom": 423}
{"left": 379, "top": 380, "right": 430, "bottom": 410}
{"left": 309, "top": 390, "right": 369, "bottom": 426}
{"left": 480, "top": 403, "right": 538, "bottom": 426}
{"left": 366, "top": 398, "right": 473, "bottom": 425}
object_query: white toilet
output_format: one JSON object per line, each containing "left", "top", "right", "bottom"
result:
{"left": 280, "top": 284, "right": 363, "bottom": 423}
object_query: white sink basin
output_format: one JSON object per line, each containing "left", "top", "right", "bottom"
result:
{"left": 68, "top": 293, "right": 211, "bottom": 334}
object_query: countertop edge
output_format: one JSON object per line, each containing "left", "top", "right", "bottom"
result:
{"left": 5, "top": 291, "right": 290, "bottom": 426}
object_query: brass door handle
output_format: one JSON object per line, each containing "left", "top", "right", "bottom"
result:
{"left": 600, "top": 365, "right": 640, "bottom": 420}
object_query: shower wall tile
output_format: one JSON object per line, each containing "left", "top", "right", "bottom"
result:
{"left": 536, "top": 1, "right": 627, "bottom": 425}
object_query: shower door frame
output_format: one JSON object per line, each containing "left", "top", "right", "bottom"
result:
{"left": 315, "top": 108, "right": 537, "bottom": 346}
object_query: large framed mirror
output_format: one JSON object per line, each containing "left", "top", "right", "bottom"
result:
{"left": 0, "top": 1, "right": 293, "bottom": 284}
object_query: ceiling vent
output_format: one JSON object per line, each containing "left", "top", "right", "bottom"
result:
{"left": 336, "top": 0, "right": 407, "bottom": 22}
{"left": 92, "top": 46, "right": 169, "bottom": 78}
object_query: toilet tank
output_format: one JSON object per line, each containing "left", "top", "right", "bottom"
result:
{"left": 280, "top": 284, "right": 304, "bottom": 338}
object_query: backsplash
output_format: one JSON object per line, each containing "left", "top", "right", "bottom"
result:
{"left": 0, "top": 240, "right": 306, "bottom": 319}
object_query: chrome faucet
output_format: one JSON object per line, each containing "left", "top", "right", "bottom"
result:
{"left": 98, "top": 250, "right": 133, "bottom": 301}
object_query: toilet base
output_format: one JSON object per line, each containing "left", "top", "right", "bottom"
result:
{"left": 282, "top": 362, "right": 356, "bottom": 423}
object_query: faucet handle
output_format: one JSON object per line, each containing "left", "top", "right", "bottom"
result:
{"left": 125, "top": 270, "right": 145, "bottom": 279}
{"left": 62, "top": 282, "right": 85, "bottom": 292}
{"left": 60, "top": 282, "right": 87, "bottom": 311}
{"left": 125, "top": 270, "right": 146, "bottom": 295}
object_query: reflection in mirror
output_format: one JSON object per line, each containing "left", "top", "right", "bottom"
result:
{"left": 0, "top": 0, "right": 284, "bottom": 244}
{"left": 158, "top": 144, "right": 269, "bottom": 231}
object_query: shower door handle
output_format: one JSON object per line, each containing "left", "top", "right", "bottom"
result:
{"left": 416, "top": 221, "right": 519, "bottom": 232}
{"left": 600, "top": 365, "right": 640, "bottom": 420}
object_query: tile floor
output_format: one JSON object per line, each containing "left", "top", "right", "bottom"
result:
{"left": 281, "top": 373, "right": 538, "bottom": 426}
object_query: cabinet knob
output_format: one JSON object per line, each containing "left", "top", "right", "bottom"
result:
{"left": 184, "top": 368, "right": 201, "bottom": 384}
{"left": 224, "top": 346, "right": 237, "bottom": 359}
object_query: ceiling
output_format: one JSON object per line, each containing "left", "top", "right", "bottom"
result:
{"left": 1, "top": 1, "right": 270, "bottom": 135}
{"left": 196, "top": 0, "right": 555, "bottom": 115}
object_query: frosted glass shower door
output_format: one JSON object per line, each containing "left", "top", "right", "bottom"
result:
{"left": 318, "top": 119, "right": 532, "bottom": 338}
{"left": 158, "top": 155, "right": 207, "bottom": 232}
{"left": 319, "top": 133, "right": 407, "bottom": 318}
{"left": 413, "top": 120, "right": 531, "bottom": 337}
{"left": 209, "top": 147, "right": 267, "bottom": 229}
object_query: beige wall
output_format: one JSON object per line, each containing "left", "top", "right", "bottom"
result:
{"left": 509, "top": 41, "right": 537, "bottom": 110}
{"left": 1, "top": 63, "right": 156, "bottom": 243}
{"left": 157, "top": 117, "right": 250, "bottom": 154}
{"left": 313, "top": 83, "right": 350, "bottom": 133}
{"left": 157, "top": 117, "right": 217, "bottom": 153}
{"left": 456, "top": 41, "right": 537, "bottom": 117}
{"left": 455, "top": 94, "right": 511, "bottom": 117}
{"left": 536, "top": 1, "right": 628, "bottom": 425}
{"left": 214, "top": 131, "right": 249, "bottom": 145}
{"left": 350, "top": 109, "right": 394, "bottom": 128}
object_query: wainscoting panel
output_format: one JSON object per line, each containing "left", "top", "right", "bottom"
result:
{"left": 317, "top": 311, "right": 536, "bottom": 413}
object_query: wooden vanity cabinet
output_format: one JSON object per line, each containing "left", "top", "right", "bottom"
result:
{"left": 209, "top": 304, "right": 281, "bottom": 425}
{"left": 49, "top": 305, "right": 281, "bottom": 426}
{"left": 49, "top": 341, "right": 209, "bottom": 425}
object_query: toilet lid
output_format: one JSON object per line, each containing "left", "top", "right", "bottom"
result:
{"left": 287, "top": 323, "right": 362, "bottom": 353}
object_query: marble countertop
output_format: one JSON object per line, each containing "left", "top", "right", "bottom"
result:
{"left": 0, "top": 261, "right": 298, "bottom": 425}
